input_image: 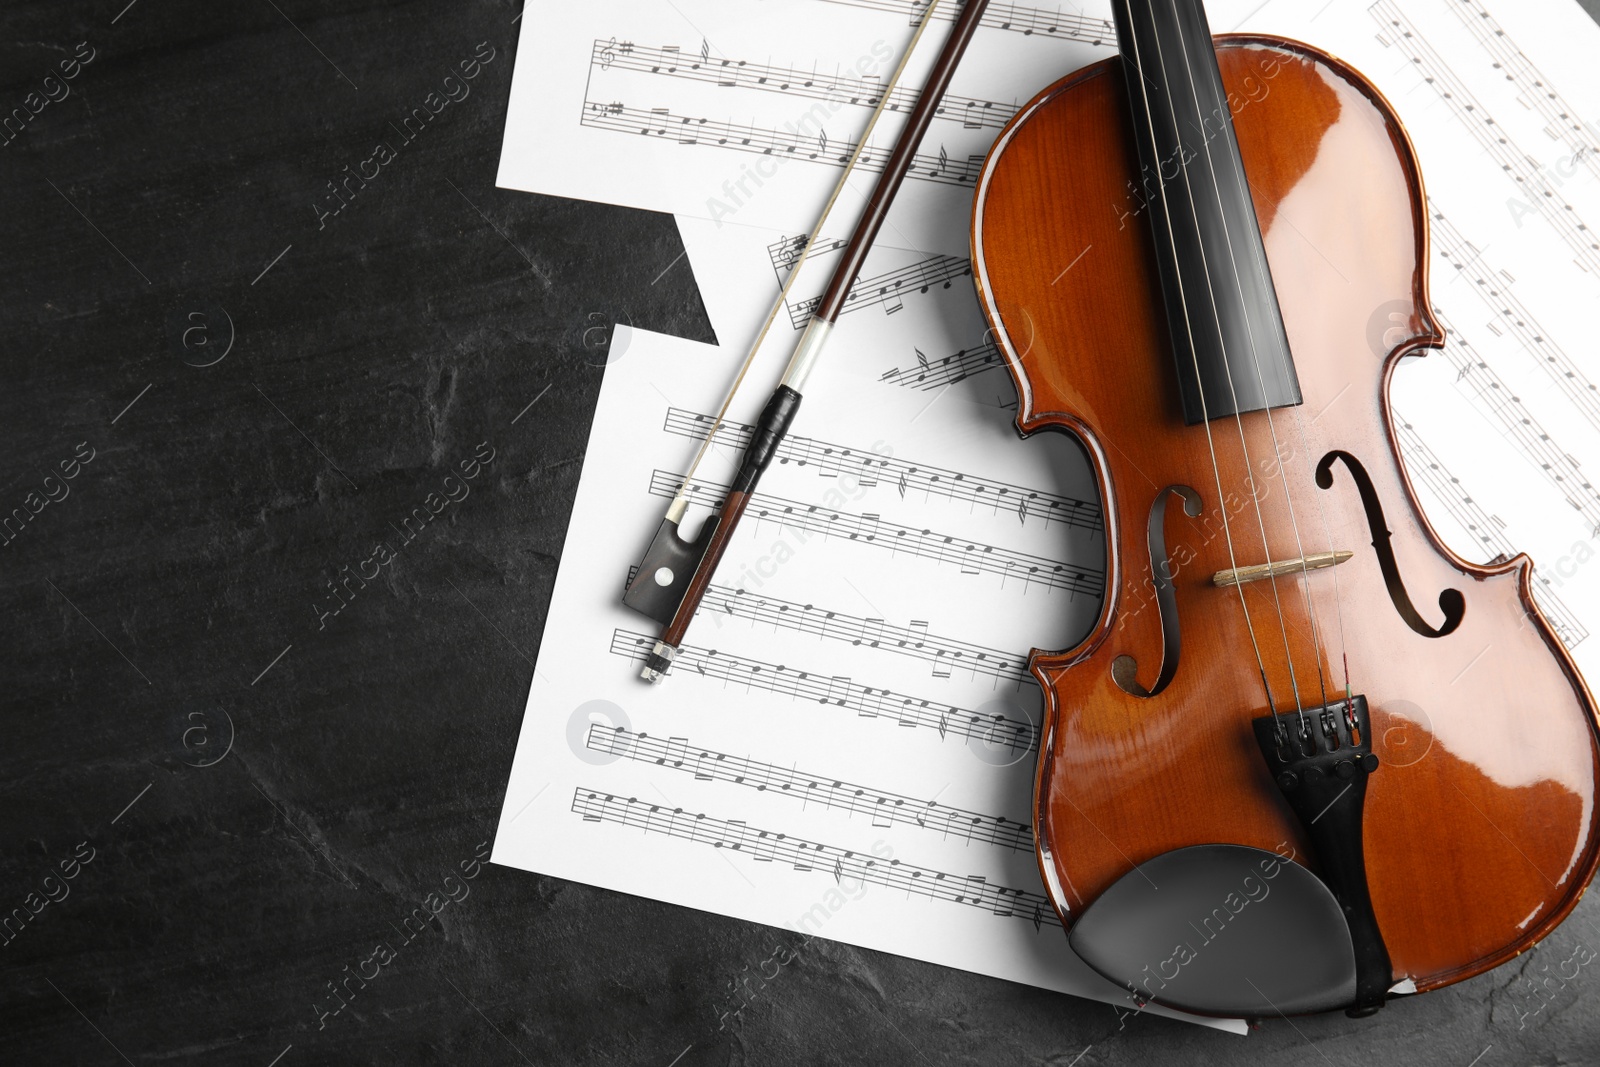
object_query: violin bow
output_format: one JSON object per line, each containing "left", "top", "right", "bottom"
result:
{"left": 623, "top": 0, "right": 992, "bottom": 684}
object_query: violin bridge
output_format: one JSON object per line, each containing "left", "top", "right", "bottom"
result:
{"left": 1212, "top": 550, "right": 1352, "bottom": 588}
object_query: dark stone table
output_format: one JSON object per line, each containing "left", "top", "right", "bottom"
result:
{"left": 4, "top": 1, "right": 1599, "bottom": 1063}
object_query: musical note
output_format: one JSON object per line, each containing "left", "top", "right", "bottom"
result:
{"left": 569, "top": 788, "right": 1061, "bottom": 926}
{"left": 823, "top": 674, "right": 853, "bottom": 706}
{"left": 855, "top": 451, "right": 879, "bottom": 488}
{"left": 859, "top": 617, "right": 889, "bottom": 647}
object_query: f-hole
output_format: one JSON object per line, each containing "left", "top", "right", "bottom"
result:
{"left": 1316, "top": 450, "right": 1464, "bottom": 638}
{"left": 1113, "top": 485, "right": 1202, "bottom": 697}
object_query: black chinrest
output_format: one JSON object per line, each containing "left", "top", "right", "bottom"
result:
{"left": 1068, "top": 843, "right": 1358, "bottom": 1016}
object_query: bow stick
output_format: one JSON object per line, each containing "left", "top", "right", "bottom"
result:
{"left": 624, "top": 0, "right": 992, "bottom": 684}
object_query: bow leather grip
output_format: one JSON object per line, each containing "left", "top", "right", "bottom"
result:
{"left": 660, "top": 386, "right": 802, "bottom": 648}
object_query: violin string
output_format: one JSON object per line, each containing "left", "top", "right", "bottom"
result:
{"left": 1119, "top": 2, "right": 1278, "bottom": 712}
{"left": 1166, "top": 0, "right": 1330, "bottom": 724}
{"left": 1143, "top": 0, "right": 1303, "bottom": 723}
{"left": 667, "top": 0, "right": 945, "bottom": 505}
{"left": 1288, "top": 402, "right": 1354, "bottom": 714}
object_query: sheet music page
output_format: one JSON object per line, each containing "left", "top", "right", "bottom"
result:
{"left": 1244, "top": 0, "right": 1600, "bottom": 681}
{"left": 492, "top": 210, "right": 1244, "bottom": 1029}
{"left": 495, "top": 0, "right": 1267, "bottom": 256}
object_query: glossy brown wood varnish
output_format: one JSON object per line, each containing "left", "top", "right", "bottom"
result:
{"left": 972, "top": 37, "right": 1600, "bottom": 994}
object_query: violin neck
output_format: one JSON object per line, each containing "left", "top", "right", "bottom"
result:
{"left": 1111, "top": 0, "right": 1303, "bottom": 425}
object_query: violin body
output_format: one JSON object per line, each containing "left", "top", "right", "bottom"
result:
{"left": 973, "top": 36, "right": 1600, "bottom": 1010}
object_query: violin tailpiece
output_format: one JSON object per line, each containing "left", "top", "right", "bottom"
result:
{"left": 1252, "top": 696, "right": 1394, "bottom": 1017}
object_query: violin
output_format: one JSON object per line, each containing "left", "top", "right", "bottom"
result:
{"left": 972, "top": 0, "right": 1600, "bottom": 1018}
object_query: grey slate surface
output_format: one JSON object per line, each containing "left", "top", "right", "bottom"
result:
{"left": 2, "top": 1, "right": 1599, "bottom": 1064}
